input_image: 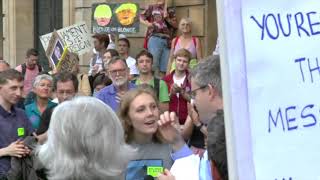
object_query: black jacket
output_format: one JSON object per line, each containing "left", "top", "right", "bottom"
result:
{"left": 5, "top": 136, "right": 47, "bottom": 180}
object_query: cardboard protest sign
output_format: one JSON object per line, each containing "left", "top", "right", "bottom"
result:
{"left": 40, "top": 22, "right": 92, "bottom": 55}
{"left": 92, "top": 2, "right": 139, "bottom": 34}
{"left": 45, "top": 31, "right": 66, "bottom": 69}
{"left": 56, "top": 50, "right": 79, "bottom": 73}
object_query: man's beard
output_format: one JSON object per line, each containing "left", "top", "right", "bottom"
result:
{"left": 112, "top": 76, "right": 128, "bottom": 86}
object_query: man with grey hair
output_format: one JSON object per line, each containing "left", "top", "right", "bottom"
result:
{"left": 190, "top": 55, "right": 227, "bottom": 179}
{"left": 96, "top": 56, "right": 136, "bottom": 112}
{"left": 159, "top": 55, "right": 228, "bottom": 180}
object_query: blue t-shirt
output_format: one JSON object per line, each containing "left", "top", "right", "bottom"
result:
{"left": 96, "top": 83, "right": 136, "bottom": 112}
{"left": 0, "top": 105, "right": 33, "bottom": 175}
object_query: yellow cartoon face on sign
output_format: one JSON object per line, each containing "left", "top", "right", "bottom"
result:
{"left": 94, "top": 4, "right": 112, "bottom": 26}
{"left": 115, "top": 3, "right": 137, "bottom": 26}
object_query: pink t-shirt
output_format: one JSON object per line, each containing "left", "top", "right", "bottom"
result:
{"left": 15, "top": 65, "right": 40, "bottom": 97}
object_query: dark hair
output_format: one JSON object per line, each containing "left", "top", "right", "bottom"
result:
{"left": 92, "top": 33, "right": 110, "bottom": 48}
{"left": 105, "top": 49, "right": 119, "bottom": 57}
{"left": 26, "top": 48, "right": 39, "bottom": 58}
{"left": 0, "top": 69, "right": 23, "bottom": 85}
{"left": 93, "top": 74, "right": 112, "bottom": 89}
{"left": 136, "top": 50, "right": 153, "bottom": 63}
{"left": 53, "top": 72, "right": 79, "bottom": 92}
{"left": 118, "top": 38, "right": 130, "bottom": 48}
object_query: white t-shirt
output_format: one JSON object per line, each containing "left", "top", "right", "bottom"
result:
{"left": 173, "top": 74, "right": 186, "bottom": 97}
{"left": 126, "top": 56, "right": 139, "bottom": 75}
{"left": 173, "top": 74, "right": 186, "bottom": 87}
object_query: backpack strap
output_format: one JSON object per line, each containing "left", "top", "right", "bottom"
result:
{"left": 21, "top": 63, "right": 27, "bottom": 77}
{"left": 192, "top": 36, "right": 197, "bottom": 47}
{"left": 131, "top": 79, "right": 137, "bottom": 85}
{"left": 37, "top": 63, "right": 42, "bottom": 73}
{"left": 173, "top": 36, "right": 180, "bottom": 51}
{"left": 154, "top": 78, "right": 160, "bottom": 99}
{"left": 21, "top": 63, "right": 42, "bottom": 78}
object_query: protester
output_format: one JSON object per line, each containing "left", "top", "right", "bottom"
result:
{"left": 190, "top": 55, "right": 227, "bottom": 179}
{"left": 163, "top": 48, "right": 192, "bottom": 125}
{"left": 37, "top": 97, "right": 135, "bottom": 180}
{"left": 25, "top": 74, "right": 56, "bottom": 130}
{"left": 159, "top": 55, "right": 227, "bottom": 180}
{"left": 92, "top": 73, "right": 112, "bottom": 96}
{"left": 140, "top": 0, "right": 177, "bottom": 78}
{"left": 167, "top": 18, "right": 202, "bottom": 74}
{"left": 0, "top": 60, "right": 10, "bottom": 72}
{"left": 118, "top": 85, "right": 192, "bottom": 179}
{"left": 0, "top": 69, "right": 33, "bottom": 177}
{"left": 103, "top": 48, "right": 119, "bottom": 71}
{"left": 134, "top": 50, "right": 169, "bottom": 112}
{"left": 35, "top": 72, "right": 79, "bottom": 144}
{"left": 15, "top": 48, "right": 42, "bottom": 97}
{"left": 88, "top": 33, "right": 109, "bottom": 77}
{"left": 69, "top": 53, "right": 91, "bottom": 96}
{"left": 117, "top": 38, "right": 139, "bottom": 79}
{"left": 96, "top": 57, "right": 136, "bottom": 112}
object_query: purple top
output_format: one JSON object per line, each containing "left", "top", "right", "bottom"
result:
{"left": 96, "top": 83, "right": 136, "bottom": 112}
{"left": 0, "top": 105, "right": 33, "bottom": 175}
{"left": 174, "top": 38, "right": 197, "bottom": 58}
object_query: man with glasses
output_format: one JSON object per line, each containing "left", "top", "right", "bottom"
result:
{"left": 35, "top": 72, "right": 79, "bottom": 143}
{"left": 190, "top": 55, "right": 227, "bottom": 180}
{"left": 159, "top": 56, "right": 227, "bottom": 180}
{"left": 96, "top": 57, "right": 136, "bottom": 112}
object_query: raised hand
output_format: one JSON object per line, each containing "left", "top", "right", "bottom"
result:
{"left": 158, "top": 111, "right": 185, "bottom": 151}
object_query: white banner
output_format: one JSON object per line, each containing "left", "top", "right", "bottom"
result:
{"left": 40, "top": 22, "right": 92, "bottom": 55}
{"left": 242, "top": 1, "right": 320, "bottom": 179}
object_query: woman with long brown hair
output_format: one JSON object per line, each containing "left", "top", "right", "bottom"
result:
{"left": 118, "top": 85, "right": 191, "bottom": 179}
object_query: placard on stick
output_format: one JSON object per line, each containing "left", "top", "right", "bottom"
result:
{"left": 56, "top": 50, "right": 79, "bottom": 73}
{"left": 40, "top": 22, "right": 92, "bottom": 55}
{"left": 45, "top": 31, "right": 66, "bottom": 69}
{"left": 92, "top": 2, "right": 140, "bottom": 34}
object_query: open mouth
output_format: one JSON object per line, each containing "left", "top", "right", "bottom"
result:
{"left": 144, "top": 120, "right": 156, "bottom": 126}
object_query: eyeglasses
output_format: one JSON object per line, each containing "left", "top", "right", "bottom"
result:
{"left": 189, "top": 85, "right": 208, "bottom": 99}
{"left": 109, "top": 68, "right": 127, "bottom": 77}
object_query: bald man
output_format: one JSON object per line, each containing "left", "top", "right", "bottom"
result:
{"left": 0, "top": 60, "right": 10, "bottom": 72}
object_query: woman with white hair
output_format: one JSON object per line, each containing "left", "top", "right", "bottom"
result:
{"left": 37, "top": 97, "right": 135, "bottom": 180}
{"left": 25, "top": 74, "right": 56, "bottom": 130}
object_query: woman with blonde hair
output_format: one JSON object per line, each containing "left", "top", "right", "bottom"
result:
{"left": 166, "top": 18, "right": 202, "bottom": 74}
{"left": 118, "top": 85, "right": 191, "bottom": 179}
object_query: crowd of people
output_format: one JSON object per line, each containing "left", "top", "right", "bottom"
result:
{"left": 0, "top": 0, "right": 225, "bottom": 180}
